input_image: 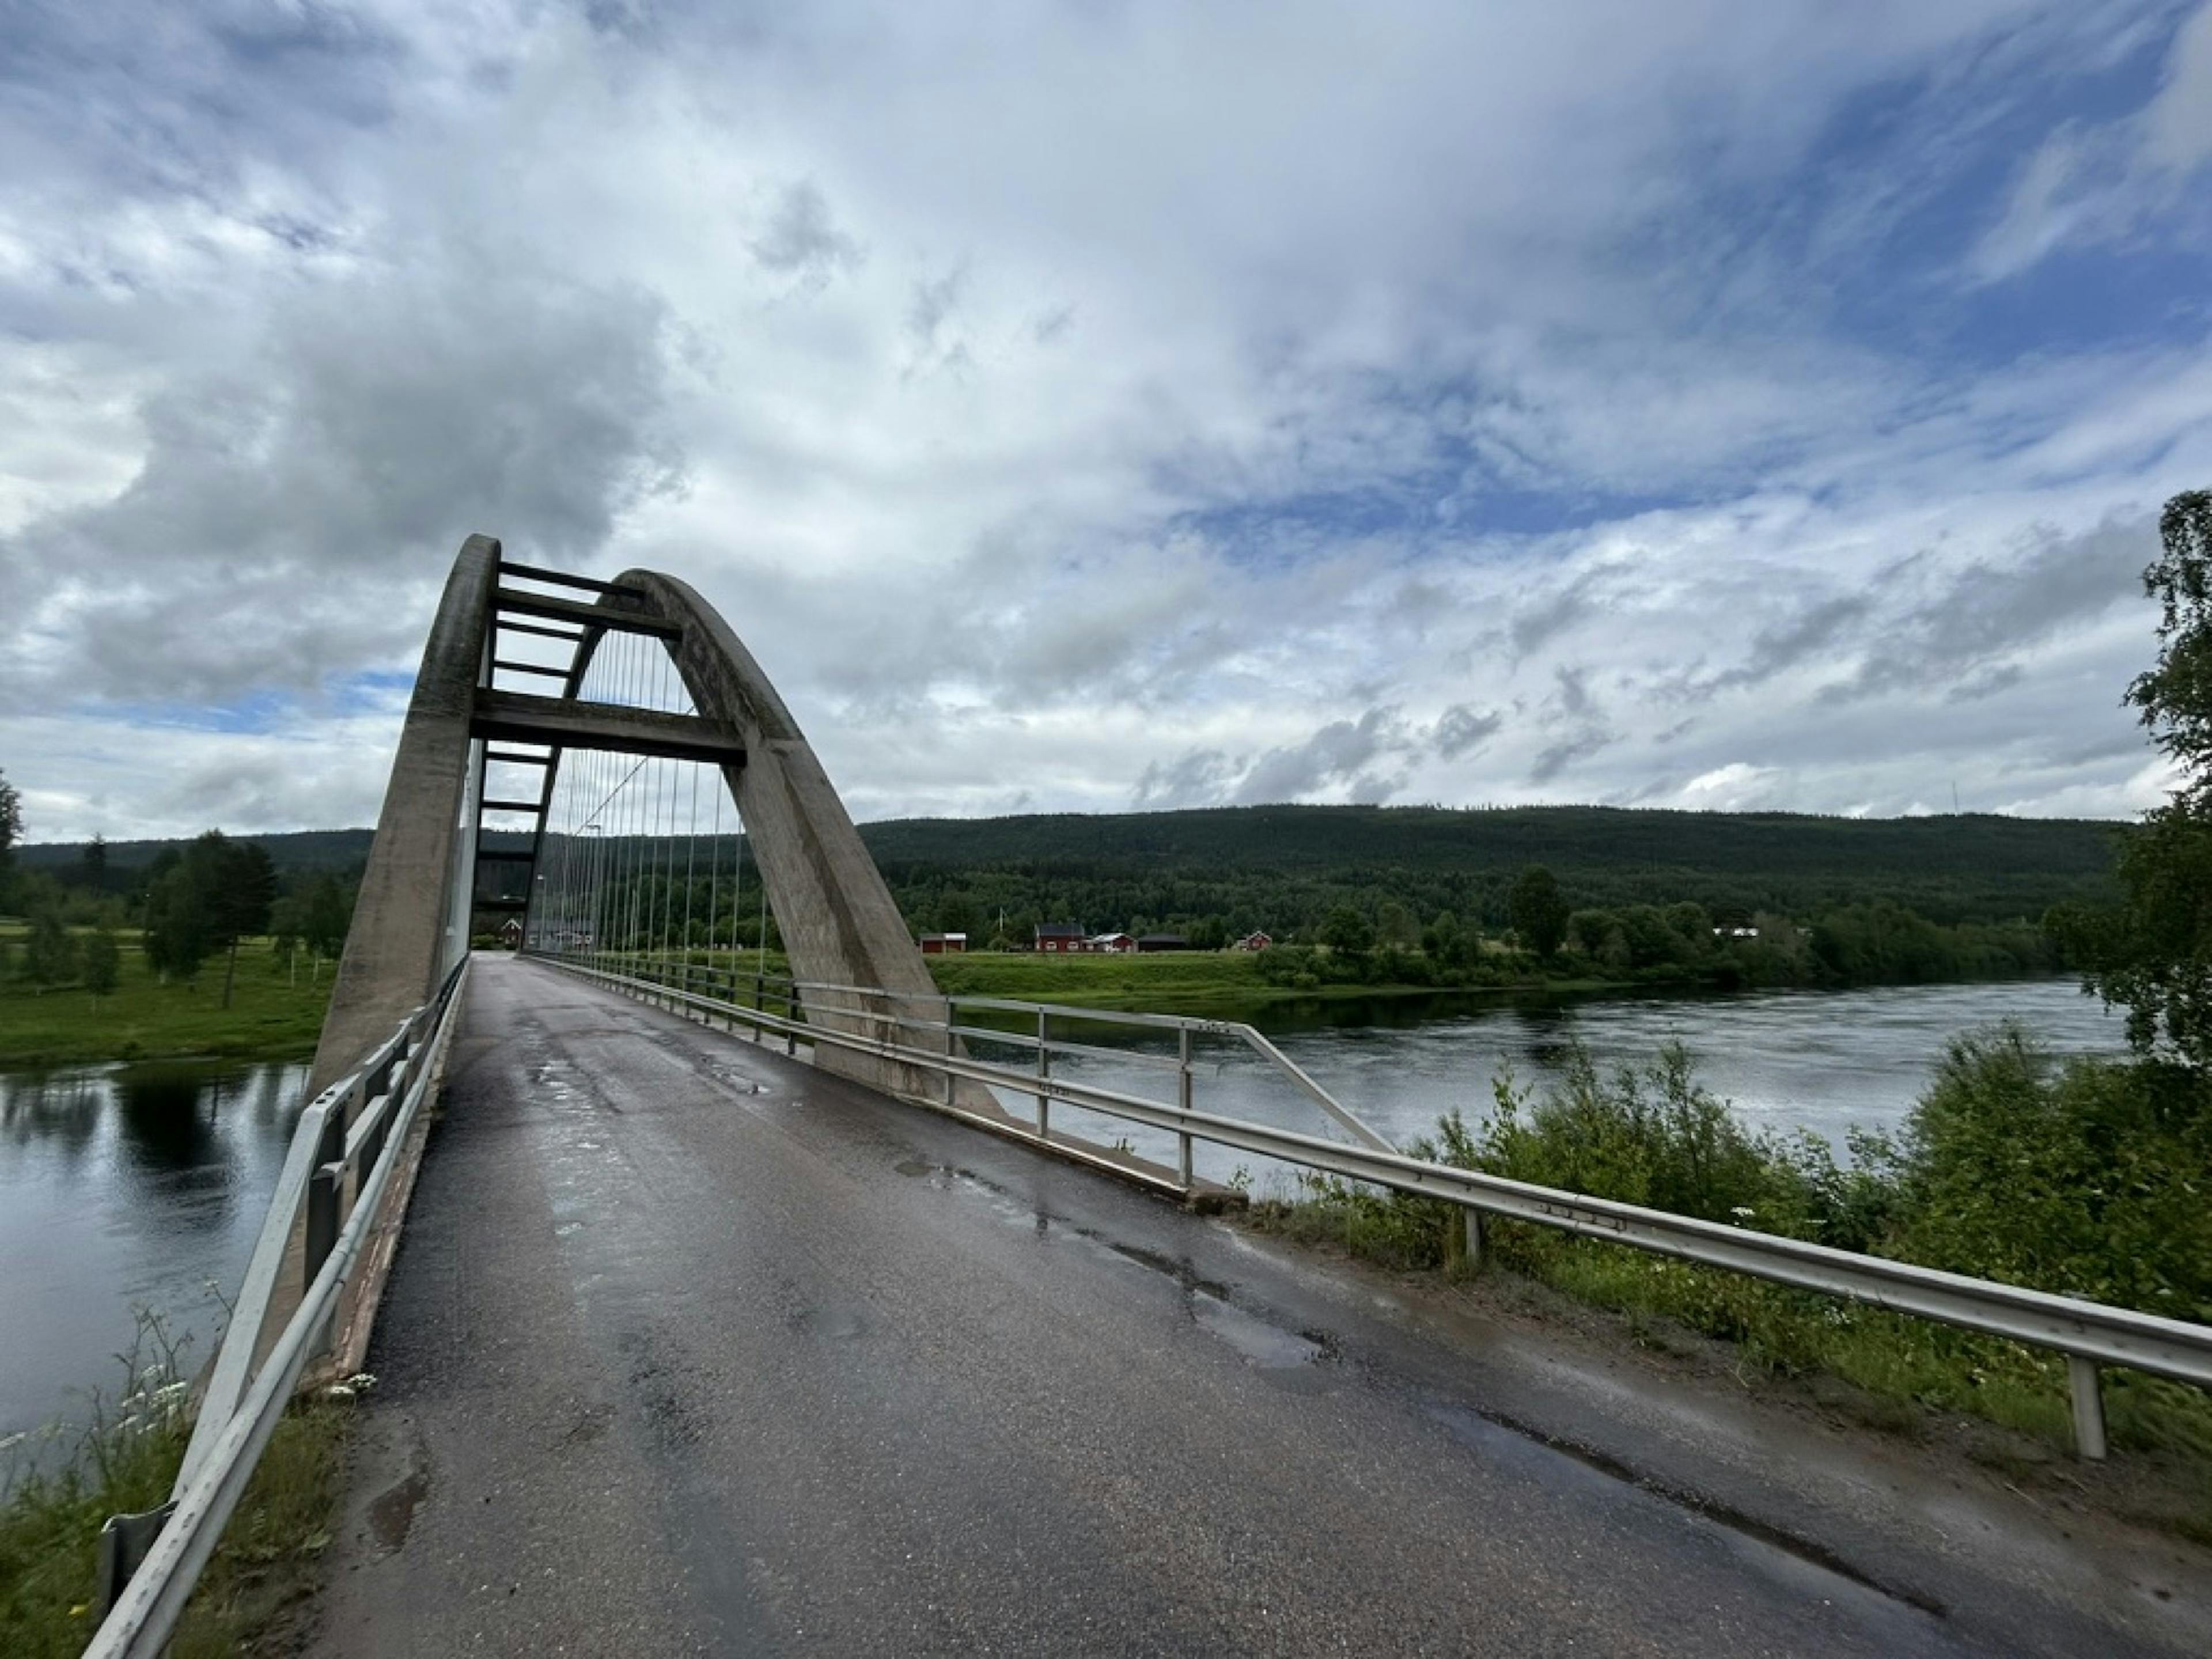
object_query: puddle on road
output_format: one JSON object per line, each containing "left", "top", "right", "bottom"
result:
{"left": 899, "top": 1156, "right": 1326, "bottom": 1376}
{"left": 1188, "top": 1290, "right": 1323, "bottom": 1368}
{"left": 367, "top": 1469, "right": 429, "bottom": 1554}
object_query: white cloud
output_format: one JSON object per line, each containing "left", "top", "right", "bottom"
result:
{"left": 1971, "top": 1, "right": 2212, "bottom": 282}
{"left": 1, "top": 1, "right": 2207, "bottom": 843}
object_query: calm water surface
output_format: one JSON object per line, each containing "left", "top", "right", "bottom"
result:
{"left": 1, "top": 1059, "right": 308, "bottom": 1445}
{"left": 991, "top": 976, "right": 2128, "bottom": 1198}
{"left": 0, "top": 978, "right": 2125, "bottom": 1443}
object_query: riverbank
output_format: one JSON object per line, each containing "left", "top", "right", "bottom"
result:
{"left": 918, "top": 948, "right": 2062, "bottom": 1024}
{"left": 0, "top": 931, "right": 331, "bottom": 1067}
{"left": 1238, "top": 1031, "right": 2212, "bottom": 1528}
{"left": 0, "top": 1319, "right": 354, "bottom": 1657}
{"left": 924, "top": 949, "right": 1631, "bottom": 1020}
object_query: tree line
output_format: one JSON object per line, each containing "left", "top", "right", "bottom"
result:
{"left": 0, "top": 796, "right": 357, "bottom": 1006}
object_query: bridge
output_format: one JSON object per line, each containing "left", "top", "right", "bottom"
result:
{"left": 83, "top": 539, "right": 2212, "bottom": 1656}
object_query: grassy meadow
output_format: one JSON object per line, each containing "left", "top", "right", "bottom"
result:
{"left": 0, "top": 925, "right": 334, "bottom": 1068}
{"left": 921, "top": 948, "right": 1464, "bottom": 1019}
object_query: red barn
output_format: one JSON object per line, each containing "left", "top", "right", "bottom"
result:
{"left": 1034, "top": 923, "right": 1086, "bottom": 953}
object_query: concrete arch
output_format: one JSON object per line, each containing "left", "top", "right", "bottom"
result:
{"left": 315, "top": 535, "right": 946, "bottom": 1103}
{"left": 540, "top": 567, "right": 949, "bottom": 1097}
{"left": 309, "top": 535, "right": 498, "bottom": 1094}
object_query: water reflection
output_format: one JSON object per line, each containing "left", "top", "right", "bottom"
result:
{"left": 0, "top": 1057, "right": 309, "bottom": 1440}
{"left": 116, "top": 1064, "right": 219, "bottom": 1176}
{"left": 0, "top": 1068, "right": 104, "bottom": 1168}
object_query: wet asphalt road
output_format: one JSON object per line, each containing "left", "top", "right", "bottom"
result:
{"left": 309, "top": 957, "right": 2203, "bottom": 1656}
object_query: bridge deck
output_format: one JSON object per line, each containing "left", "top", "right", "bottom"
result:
{"left": 308, "top": 956, "right": 2200, "bottom": 1656}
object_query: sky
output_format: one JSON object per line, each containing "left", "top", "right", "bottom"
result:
{"left": 5, "top": 1, "right": 2212, "bottom": 843}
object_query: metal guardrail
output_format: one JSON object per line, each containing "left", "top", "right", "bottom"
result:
{"left": 84, "top": 959, "right": 472, "bottom": 1659}
{"left": 584, "top": 952, "right": 1392, "bottom": 1178}
{"left": 550, "top": 952, "right": 2212, "bottom": 1463}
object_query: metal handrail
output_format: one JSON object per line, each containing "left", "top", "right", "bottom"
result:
{"left": 550, "top": 954, "right": 2211, "bottom": 1460}
{"left": 85, "top": 959, "right": 472, "bottom": 1658}
{"left": 621, "top": 956, "right": 1393, "bottom": 1153}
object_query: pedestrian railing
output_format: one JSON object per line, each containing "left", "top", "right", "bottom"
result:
{"left": 84, "top": 959, "right": 472, "bottom": 1659}
{"left": 546, "top": 951, "right": 2212, "bottom": 1464}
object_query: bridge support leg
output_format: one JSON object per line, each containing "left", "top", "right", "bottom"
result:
{"left": 2069, "top": 1354, "right": 2107, "bottom": 1460}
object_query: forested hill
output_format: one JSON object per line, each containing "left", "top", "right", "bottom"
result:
{"left": 18, "top": 804, "right": 2120, "bottom": 930}
{"left": 16, "top": 828, "right": 379, "bottom": 876}
{"left": 857, "top": 805, "right": 2120, "bottom": 932}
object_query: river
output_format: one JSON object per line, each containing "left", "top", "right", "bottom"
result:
{"left": 0, "top": 977, "right": 2123, "bottom": 1446}
{"left": 1, "top": 1058, "right": 308, "bottom": 1453}
{"left": 991, "top": 976, "right": 2127, "bottom": 1201}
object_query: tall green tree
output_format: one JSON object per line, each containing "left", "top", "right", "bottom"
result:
{"left": 143, "top": 855, "right": 213, "bottom": 983}
{"left": 304, "top": 873, "right": 353, "bottom": 963}
{"left": 0, "top": 768, "right": 20, "bottom": 911}
{"left": 1317, "top": 903, "right": 1375, "bottom": 958}
{"left": 82, "top": 927, "right": 120, "bottom": 1001}
{"left": 2061, "top": 490, "right": 2212, "bottom": 1071}
{"left": 24, "top": 907, "right": 78, "bottom": 990}
{"left": 79, "top": 833, "right": 108, "bottom": 890}
{"left": 1508, "top": 864, "right": 1570, "bottom": 959}
{"left": 202, "top": 835, "right": 277, "bottom": 1008}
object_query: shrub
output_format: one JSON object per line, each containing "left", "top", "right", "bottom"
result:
{"left": 1258, "top": 1029, "right": 2212, "bottom": 1459}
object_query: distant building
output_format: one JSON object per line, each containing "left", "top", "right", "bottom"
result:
{"left": 1088, "top": 931, "right": 1136, "bottom": 953}
{"left": 919, "top": 931, "right": 967, "bottom": 955}
{"left": 498, "top": 916, "right": 524, "bottom": 948}
{"left": 1713, "top": 925, "right": 1760, "bottom": 940}
{"left": 1135, "top": 932, "right": 1190, "bottom": 953}
{"left": 1035, "top": 922, "right": 1087, "bottom": 954}
{"left": 1232, "top": 930, "right": 1272, "bottom": 951}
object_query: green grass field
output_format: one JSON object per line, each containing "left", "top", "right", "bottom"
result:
{"left": 0, "top": 927, "right": 334, "bottom": 1068}
{"left": 920, "top": 949, "right": 1458, "bottom": 1018}
{"left": 604, "top": 942, "right": 1612, "bottom": 1024}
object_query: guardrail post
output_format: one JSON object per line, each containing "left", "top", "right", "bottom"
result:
{"left": 306, "top": 1101, "right": 347, "bottom": 1278}
{"left": 1035, "top": 1009, "right": 1051, "bottom": 1141}
{"left": 305, "top": 1160, "right": 343, "bottom": 1299}
{"left": 359, "top": 1101, "right": 387, "bottom": 1181}
{"left": 363, "top": 1060, "right": 407, "bottom": 1179}
{"left": 2069, "top": 1354, "right": 2108, "bottom": 1460}
{"left": 96, "top": 1501, "right": 176, "bottom": 1616}
{"left": 1445, "top": 1205, "right": 1485, "bottom": 1271}
{"left": 1176, "top": 1025, "right": 1194, "bottom": 1190}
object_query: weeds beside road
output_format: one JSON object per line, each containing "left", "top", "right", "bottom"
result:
{"left": 0, "top": 1316, "right": 355, "bottom": 1657}
{"left": 1247, "top": 1028, "right": 2212, "bottom": 1536}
